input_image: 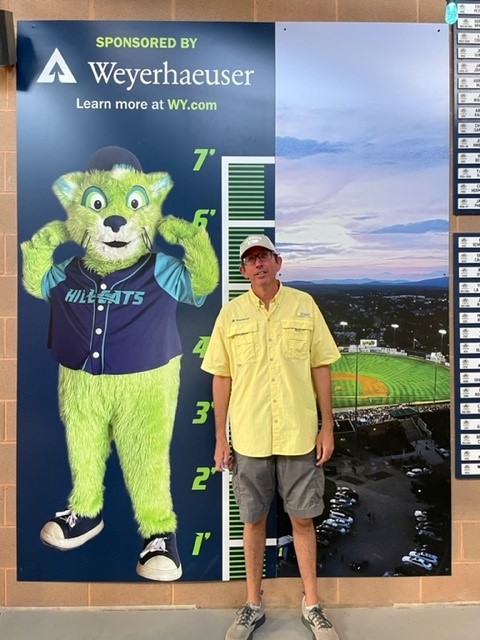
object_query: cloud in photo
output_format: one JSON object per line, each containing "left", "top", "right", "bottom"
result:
{"left": 275, "top": 22, "right": 449, "bottom": 282}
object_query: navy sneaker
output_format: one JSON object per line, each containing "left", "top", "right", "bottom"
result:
{"left": 136, "top": 532, "right": 183, "bottom": 581}
{"left": 40, "top": 509, "right": 104, "bottom": 550}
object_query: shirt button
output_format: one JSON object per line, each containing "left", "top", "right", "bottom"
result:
{"left": 95, "top": 328, "right": 103, "bottom": 335}
{"left": 92, "top": 352, "right": 100, "bottom": 359}
{"left": 100, "top": 283, "right": 107, "bottom": 290}
{"left": 97, "top": 305, "right": 104, "bottom": 311}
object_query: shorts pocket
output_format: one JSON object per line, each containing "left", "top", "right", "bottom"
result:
{"left": 281, "top": 318, "right": 313, "bottom": 359}
{"left": 228, "top": 320, "right": 259, "bottom": 365}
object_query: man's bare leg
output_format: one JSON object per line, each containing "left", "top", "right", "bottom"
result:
{"left": 244, "top": 515, "right": 267, "bottom": 605}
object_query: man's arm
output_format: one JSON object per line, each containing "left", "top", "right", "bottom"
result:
{"left": 311, "top": 365, "right": 335, "bottom": 466}
{"left": 212, "top": 374, "right": 233, "bottom": 472}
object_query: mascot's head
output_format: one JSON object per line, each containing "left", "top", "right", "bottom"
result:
{"left": 53, "top": 146, "right": 173, "bottom": 273}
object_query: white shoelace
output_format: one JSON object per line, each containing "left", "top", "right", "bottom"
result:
{"left": 236, "top": 604, "right": 261, "bottom": 627}
{"left": 55, "top": 509, "right": 78, "bottom": 528}
{"left": 140, "top": 536, "right": 167, "bottom": 559}
{"left": 307, "top": 606, "right": 333, "bottom": 630}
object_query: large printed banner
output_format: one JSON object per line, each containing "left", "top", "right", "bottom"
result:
{"left": 17, "top": 21, "right": 450, "bottom": 583}
{"left": 16, "top": 21, "right": 275, "bottom": 582}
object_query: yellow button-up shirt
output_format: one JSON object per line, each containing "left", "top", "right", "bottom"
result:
{"left": 201, "top": 283, "right": 341, "bottom": 456}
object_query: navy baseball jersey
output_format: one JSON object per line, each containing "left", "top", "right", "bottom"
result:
{"left": 41, "top": 252, "right": 206, "bottom": 375}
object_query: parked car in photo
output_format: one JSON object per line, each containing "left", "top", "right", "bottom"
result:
{"left": 414, "top": 510, "right": 427, "bottom": 518}
{"left": 415, "top": 543, "right": 443, "bottom": 557}
{"left": 336, "top": 487, "right": 359, "bottom": 500}
{"left": 409, "top": 551, "right": 439, "bottom": 564}
{"left": 329, "top": 505, "right": 355, "bottom": 518}
{"left": 350, "top": 559, "right": 369, "bottom": 572}
{"left": 414, "top": 509, "right": 448, "bottom": 526}
{"left": 415, "top": 523, "right": 446, "bottom": 536}
{"left": 323, "top": 518, "right": 350, "bottom": 531}
{"left": 406, "top": 467, "right": 432, "bottom": 478}
{"left": 330, "top": 497, "right": 356, "bottom": 507}
{"left": 326, "top": 516, "right": 352, "bottom": 529}
{"left": 329, "top": 510, "right": 354, "bottom": 524}
{"left": 415, "top": 530, "right": 444, "bottom": 543}
{"left": 401, "top": 555, "right": 433, "bottom": 571}
{"left": 315, "top": 526, "right": 338, "bottom": 543}
{"left": 320, "top": 522, "right": 349, "bottom": 535}
{"left": 334, "top": 491, "right": 358, "bottom": 503}
{"left": 338, "top": 486, "right": 359, "bottom": 497}
{"left": 315, "top": 532, "right": 331, "bottom": 547}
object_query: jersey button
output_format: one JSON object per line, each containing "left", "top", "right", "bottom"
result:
{"left": 92, "top": 352, "right": 100, "bottom": 359}
{"left": 100, "top": 283, "right": 107, "bottom": 290}
{"left": 97, "top": 304, "right": 104, "bottom": 311}
{"left": 95, "top": 328, "right": 103, "bottom": 335}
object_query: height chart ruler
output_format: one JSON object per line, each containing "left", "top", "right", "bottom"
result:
{"left": 454, "top": 2, "right": 480, "bottom": 213}
{"left": 220, "top": 155, "right": 276, "bottom": 580}
{"left": 454, "top": 234, "right": 480, "bottom": 477}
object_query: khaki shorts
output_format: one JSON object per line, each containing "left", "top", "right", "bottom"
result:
{"left": 231, "top": 449, "right": 325, "bottom": 523}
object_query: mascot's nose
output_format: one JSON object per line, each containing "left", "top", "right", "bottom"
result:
{"left": 103, "top": 215, "right": 127, "bottom": 233}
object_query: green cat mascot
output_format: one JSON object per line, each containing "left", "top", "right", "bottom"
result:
{"left": 21, "top": 147, "right": 219, "bottom": 581}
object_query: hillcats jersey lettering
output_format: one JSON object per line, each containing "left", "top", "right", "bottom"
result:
{"left": 41, "top": 252, "right": 206, "bottom": 374}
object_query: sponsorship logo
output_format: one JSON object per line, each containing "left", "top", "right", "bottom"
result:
{"left": 37, "top": 48, "right": 77, "bottom": 84}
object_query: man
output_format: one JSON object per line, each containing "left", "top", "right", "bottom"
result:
{"left": 201, "top": 235, "right": 341, "bottom": 640}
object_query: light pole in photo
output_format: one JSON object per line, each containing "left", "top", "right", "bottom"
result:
{"left": 439, "top": 328, "right": 447, "bottom": 356}
{"left": 433, "top": 329, "right": 447, "bottom": 403}
{"left": 391, "top": 323, "right": 399, "bottom": 350}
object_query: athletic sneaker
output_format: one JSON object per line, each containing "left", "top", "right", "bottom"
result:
{"left": 136, "top": 532, "right": 183, "bottom": 581}
{"left": 302, "top": 597, "right": 340, "bottom": 640}
{"left": 225, "top": 598, "right": 265, "bottom": 640}
{"left": 40, "top": 509, "right": 104, "bottom": 550}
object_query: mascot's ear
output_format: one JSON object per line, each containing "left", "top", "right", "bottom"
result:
{"left": 150, "top": 172, "right": 173, "bottom": 205}
{"left": 52, "top": 172, "right": 84, "bottom": 206}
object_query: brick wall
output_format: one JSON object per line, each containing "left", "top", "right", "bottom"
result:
{"left": 1, "top": 0, "right": 479, "bottom": 608}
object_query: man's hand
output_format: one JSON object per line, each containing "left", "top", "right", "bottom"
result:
{"left": 214, "top": 439, "right": 233, "bottom": 472}
{"left": 315, "top": 427, "right": 335, "bottom": 466}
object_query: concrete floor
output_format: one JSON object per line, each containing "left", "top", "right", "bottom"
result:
{"left": 0, "top": 604, "right": 479, "bottom": 640}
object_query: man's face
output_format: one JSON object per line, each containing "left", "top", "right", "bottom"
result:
{"left": 240, "top": 247, "right": 282, "bottom": 285}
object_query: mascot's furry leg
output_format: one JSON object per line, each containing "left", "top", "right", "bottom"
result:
{"left": 112, "top": 359, "right": 182, "bottom": 580}
{"left": 40, "top": 359, "right": 183, "bottom": 580}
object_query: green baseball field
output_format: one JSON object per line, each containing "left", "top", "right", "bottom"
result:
{"left": 331, "top": 352, "right": 450, "bottom": 409}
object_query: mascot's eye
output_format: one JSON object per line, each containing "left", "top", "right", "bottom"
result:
{"left": 127, "top": 186, "right": 149, "bottom": 210}
{"left": 81, "top": 187, "right": 107, "bottom": 212}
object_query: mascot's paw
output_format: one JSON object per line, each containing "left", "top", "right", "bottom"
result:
{"left": 40, "top": 509, "right": 104, "bottom": 550}
{"left": 158, "top": 215, "right": 199, "bottom": 245}
{"left": 25, "top": 219, "right": 70, "bottom": 250}
{"left": 136, "top": 532, "right": 183, "bottom": 581}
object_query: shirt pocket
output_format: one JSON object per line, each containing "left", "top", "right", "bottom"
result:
{"left": 281, "top": 318, "right": 313, "bottom": 359}
{"left": 227, "top": 320, "right": 259, "bottom": 365}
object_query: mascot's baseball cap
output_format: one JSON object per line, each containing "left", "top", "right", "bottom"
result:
{"left": 87, "top": 146, "right": 143, "bottom": 172}
{"left": 239, "top": 234, "right": 276, "bottom": 259}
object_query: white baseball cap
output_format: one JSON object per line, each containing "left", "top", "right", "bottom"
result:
{"left": 239, "top": 234, "right": 276, "bottom": 259}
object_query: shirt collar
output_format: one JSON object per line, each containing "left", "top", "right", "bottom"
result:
{"left": 248, "top": 280, "right": 283, "bottom": 309}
